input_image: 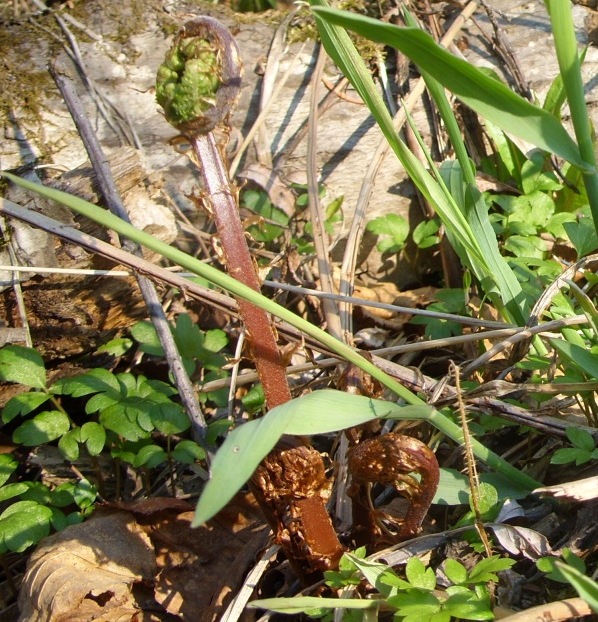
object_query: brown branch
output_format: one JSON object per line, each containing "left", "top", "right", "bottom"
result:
{"left": 48, "top": 62, "right": 208, "bottom": 446}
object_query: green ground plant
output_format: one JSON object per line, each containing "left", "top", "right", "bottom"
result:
{"left": 249, "top": 551, "right": 516, "bottom": 621}
{"left": 0, "top": 312, "right": 225, "bottom": 551}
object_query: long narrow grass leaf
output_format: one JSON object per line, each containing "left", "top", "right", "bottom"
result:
{"left": 311, "top": 6, "right": 590, "bottom": 171}
{"left": 0, "top": 173, "right": 542, "bottom": 524}
{"left": 195, "top": 388, "right": 541, "bottom": 523}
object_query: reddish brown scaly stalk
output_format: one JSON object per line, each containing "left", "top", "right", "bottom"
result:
{"left": 156, "top": 17, "right": 343, "bottom": 578}
{"left": 157, "top": 17, "right": 290, "bottom": 408}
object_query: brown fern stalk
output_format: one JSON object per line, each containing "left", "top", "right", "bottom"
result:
{"left": 156, "top": 16, "right": 344, "bottom": 578}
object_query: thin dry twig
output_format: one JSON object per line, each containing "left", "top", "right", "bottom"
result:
{"left": 0, "top": 217, "right": 32, "bottom": 347}
{"left": 307, "top": 44, "right": 342, "bottom": 340}
{"left": 49, "top": 63, "right": 209, "bottom": 445}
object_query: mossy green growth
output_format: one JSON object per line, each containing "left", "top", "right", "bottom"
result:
{"left": 156, "top": 37, "right": 221, "bottom": 127}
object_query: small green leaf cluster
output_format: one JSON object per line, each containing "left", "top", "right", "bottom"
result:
{"left": 551, "top": 427, "right": 598, "bottom": 466}
{"left": 0, "top": 314, "right": 220, "bottom": 552}
{"left": 365, "top": 214, "right": 440, "bottom": 255}
{"left": 129, "top": 313, "right": 230, "bottom": 407}
{"left": 366, "top": 213, "right": 409, "bottom": 254}
{"left": 257, "top": 550, "right": 515, "bottom": 621}
{"left": 240, "top": 185, "right": 343, "bottom": 255}
{"left": 0, "top": 453, "right": 95, "bottom": 554}
{"left": 381, "top": 555, "right": 514, "bottom": 622}
{"left": 410, "top": 288, "right": 467, "bottom": 339}
{"left": 156, "top": 36, "right": 220, "bottom": 125}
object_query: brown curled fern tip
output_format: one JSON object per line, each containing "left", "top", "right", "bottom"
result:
{"left": 347, "top": 433, "right": 440, "bottom": 545}
{"left": 156, "top": 16, "right": 242, "bottom": 135}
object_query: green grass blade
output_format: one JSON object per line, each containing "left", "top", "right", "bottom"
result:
{"left": 311, "top": 6, "right": 590, "bottom": 172}
{"left": 311, "top": 0, "right": 528, "bottom": 323}
{"left": 555, "top": 562, "right": 598, "bottom": 613}
{"left": 1, "top": 173, "right": 542, "bottom": 523}
{"left": 545, "top": 0, "right": 598, "bottom": 233}
{"left": 194, "top": 391, "right": 432, "bottom": 523}
{"left": 309, "top": 0, "right": 482, "bottom": 258}
{"left": 401, "top": 7, "right": 474, "bottom": 183}
{"left": 550, "top": 338, "right": 598, "bottom": 379}
{"left": 248, "top": 597, "right": 379, "bottom": 613}
{"left": 0, "top": 171, "right": 422, "bottom": 406}
{"left": 195, "top": 389, "right": 541, "bottom": 523}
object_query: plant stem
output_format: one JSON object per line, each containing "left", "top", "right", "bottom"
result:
{"left": 190, "top": 132, "right": 291, "bottom": 409}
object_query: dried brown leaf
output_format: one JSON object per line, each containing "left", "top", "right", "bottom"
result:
{"left": 18, "top": 513, "right": 157, "bottom": 622}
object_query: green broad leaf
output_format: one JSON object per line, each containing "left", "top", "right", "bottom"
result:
{"left": 3, "top": 392, "right": 52, "bottom": 423}
{"left": 58, "top": 430, "right": 80, "bottom": 461}
{"left": 564, "top": 217, "right": 598, "bottom": 257}
{"left": 413, "top": 219, "right": 440, "bottom": 248}
{"left": 406, "top": 557, "right": 436, "bottom": 590}
{"left": 13, "top": 411, "right": 70, "bottom": 446}
{"left": 131, "top": 321, "right": 164, "bottom": 356}
{"left": 242, "top": 190, "right": 289, "bottom": 226}
{"left": 0, "top": 454, "right": 17, "bottom": 488}
{"left": 202, "top": 328, "right": 228, "bottom": 354}
{"left": 504, "top": 235, "right": 547, "bottom": 259}
{"left": 133, "top": 444, "right": 167, "bottom": 468}
{"left": 80, "top": 422, "right": 106, "bottom": 456}
{"left": 193, "top": 390, "right": 432, "bottom": 525}
{"left": 565, "top": 427, "right": 596, "bottom": 452}
{"left": 366, "top": 213, "right": 409, "bottom": 253}
{"left": 96, "top": 338, "right": 133, "bottom": 356}
{"left": 241, "top": 383, "right": 266, "bottom": 414}
{"left": 206, "top": 418, "right": 234, "bottom": 444}
{"left": 550, "top": 338, "right": 598, "bottom": 379}
{"left": 50, "top": 483, "right": 78, "bottom": 508}
{"left": 247, "top": 596, "right": 379, "bottom": 613}
{"left": 344, "top": 553, "right": 394, "bottom": 596}
{"left": 52, "top": 368, "right": 120, "bottom": 398}
{"left": 172, "top": 440, "right": 205, "bottom": 464}
{"left": 0, "top": 482, "right": 30, "bottom": 503}
{"left": 19, "top": 482, "right": 51, "bottom": 505}
{"left": 473, "top": 482, "right": 499, "bottom": 515}
{"left": 310, "top": 6, "right": 589, "bottom": 171}
{"left": 520, "top": 156, "right": 561, "bottom": 195}
{"left": 545, "top": 212, "right": 576, "bottom": 239}
{"left": 72, "top": 479, "right": 96, "bottom": 510}
{"left": 0, "top": 345, "right": 46, "bottom": 390}
{"left": 150, "top": 403, "right": 190, "bottom": 435}
{"left": 50, "top": 508, "right": 68, "bottom": 532}
{"left": 100, "top": 407, "right": 148, "bottom": 441}
{"left": 0, "top": 501, "right": 53, "bottom": 553}
{"left": 85, "top": 392, "right": 119, "bottom": 414}
{"left": 443, "top": 590, "right": 493, "bottom": 620}
{"left": 172, "top": 313, "right": 203, "bottom": 360}
{"left": 467, "top": 556, "right": 516, "bottom": 584}
{"left": 378, "top": 569, "right": 412, "bottom": 590}
{"left": 555, "top": 562, "right": 598, "bottom": 612}
{"left": 444, "top": 559, "right": 468, "bottom": 585}
{"left": 386, "top": 590, "right": 441, "bottom": 615}
{"left": 551, "top": 447, "right": 588, "bottom": 465}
